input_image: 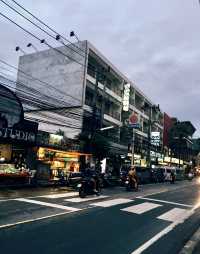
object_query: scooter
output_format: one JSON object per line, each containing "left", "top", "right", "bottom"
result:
{"left": 125, "top": 177, "right": 138, "bottom": 191}
{"left": 77, "top": 177, "right": 101, "bottom": 198}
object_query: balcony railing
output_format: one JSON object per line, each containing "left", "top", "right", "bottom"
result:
{"left": 104, "top": 110, "right": 121, "bottom": 121}
{"left": 85, "top": 98, "right": 93, "bottom": 107}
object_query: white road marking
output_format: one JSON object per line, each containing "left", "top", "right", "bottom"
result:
{"left": 64, "top": 195, "right": 108, "bottom": 203}
{"left": 16, "top": 198, "right": 80, "bottom": 212}
{"left": 39, "top": 192, "right": 78, "bottom": 199}
{"left": 92, "top": 198, "right": 133, "bottom": 207}
{"left": 0, "top": 192, "right": 79, "bottom": 202}
{"left": 138, "top": 189, "right": 167, "bottom": 197}
{"left": 131, "top": 208, "right": 195, "bottom": 254}
{"left": 131, "top": 221, "right": 180, "bottom": 254}
{"left": 157, "top": 208, "right": 191, "bottom": 222}
{"left": 0, "top": 211, "right": 76, "bottom": 230}
{"left": 137, "top": 197, "right": 193, "bottom": 208}
{"left": 121, "top": 202, "right": 162, "bottom": 214}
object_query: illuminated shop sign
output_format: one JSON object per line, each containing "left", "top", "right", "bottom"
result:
{"left": 0, "top": 128, "right": 36, "bottom": 142}
{"left": 151, "top": 132, "right": 160, "bottom": 146}
{"left": 0, "top": 84, "right": 38, "bottom": 143}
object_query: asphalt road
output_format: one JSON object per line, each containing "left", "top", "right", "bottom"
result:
{"left": 0, "top": 180, "right": 200, "bottom": 254}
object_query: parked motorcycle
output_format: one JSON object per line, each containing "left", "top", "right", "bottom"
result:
{"left": 77, "top": 177, "right": 101, "bottom": 198}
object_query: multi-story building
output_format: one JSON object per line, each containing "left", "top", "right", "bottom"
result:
{"left": 17, "top": 40, "right": 164, "bottom": 168}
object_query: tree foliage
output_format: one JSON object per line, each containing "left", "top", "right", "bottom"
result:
{"left": 78, "top": 132, "right": 110, "bottom": 161}
{"left": 168, "top": 121, "right": 195, "bottom": 153}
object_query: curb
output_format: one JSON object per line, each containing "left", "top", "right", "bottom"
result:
{"left": 179, "top": 227, "right": 200, "bottom": 254}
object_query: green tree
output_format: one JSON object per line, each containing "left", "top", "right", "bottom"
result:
{"left": 55, "top": 129, "right": 65, "bottom": 136}
{"left": 168, "top": 121, "right": 196, "bottom": 159}
{"left": 78, "top": 132, "right": 110, "bottom": 162}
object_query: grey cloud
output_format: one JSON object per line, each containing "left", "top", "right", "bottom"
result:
{"left": 0, "top": 0, "right": 200, "bottom": 134}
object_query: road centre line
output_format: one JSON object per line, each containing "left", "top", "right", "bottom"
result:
{"left": 136, "top": 197, "right": 194, "bottom": 208}
{"left": 16, "top": 198, "right": 81, "bottom": 212}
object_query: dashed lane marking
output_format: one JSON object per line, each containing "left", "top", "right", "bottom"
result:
{"left": 16, "top": 198, "right": 81, "bottom": 212}
{"left": 92, "top": 198, "right": 133, "bottom": 207}
{"left": 121, "top": 202, "right": 162, "bottom": 214}
{"left": 136, "top": 197, "right": 194, "bottom": 208}
{"left": 64, "top": 195, "right": 108, "bottom": 203}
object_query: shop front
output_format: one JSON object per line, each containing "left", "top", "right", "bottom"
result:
{"left": 0, "top": 84, "right": 38, "bottom": 186}
{"left": 36, "top": 131, "right": 92, "bottom": 183}
{"left": 37, "top": 147, "right": 92, "bottom": 181}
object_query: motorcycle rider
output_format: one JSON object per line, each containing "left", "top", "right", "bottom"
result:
{"left": 128, "top": 166, "right": 138, "bottom": 190}
{"left": 84, "top": 165, "right": 98, "bottom": 193}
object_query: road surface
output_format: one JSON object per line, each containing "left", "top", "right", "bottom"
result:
{"left": 0, "top": 180, "right": 200, "bottom": 254}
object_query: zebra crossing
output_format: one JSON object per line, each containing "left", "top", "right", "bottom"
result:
{"left": 14, "top": 191, "right": 193, "bottom": 224}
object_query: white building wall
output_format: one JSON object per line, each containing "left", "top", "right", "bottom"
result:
{"left": 17, "top": 41, "right": 88, "bottom": 139}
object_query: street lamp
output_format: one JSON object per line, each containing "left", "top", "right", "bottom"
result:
{"left": 27, "top": 43, "right": 38, "bottom": 52}
{"left": 70, "top": 31, "right": 80, "bottom": 42}
{"left": 15, "top": 46, "right": 26, "bottom": 55}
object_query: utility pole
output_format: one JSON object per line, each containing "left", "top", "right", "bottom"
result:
{"left": 92, "top": 67, "right": 101, "bottom": 133}
{"left": 100, "top": 66, "right": 110, "bottom": 129}
{"left": 131, "top": 129, "right": 135, "bottom": 166}
{"left": 147, "top": 107, "right": 152, "bottom": 167}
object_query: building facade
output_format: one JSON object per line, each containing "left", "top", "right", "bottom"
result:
{"left": 17, "top": 40, "right": 164, "bottom": 168}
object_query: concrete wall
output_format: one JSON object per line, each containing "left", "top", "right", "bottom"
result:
{"left": 17, "top": 41, "right": 88, "bottom": 139}
{"left": 17, "top": 41, "right": 87, "bottom": 107}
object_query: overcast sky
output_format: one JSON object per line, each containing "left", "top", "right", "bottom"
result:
{"left": 0, "top": 0, "right": 200, "bottom": 136}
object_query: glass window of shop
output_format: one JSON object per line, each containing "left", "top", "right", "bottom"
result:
{"left": 37, "top": 147, "right": 91, "bottom": 179}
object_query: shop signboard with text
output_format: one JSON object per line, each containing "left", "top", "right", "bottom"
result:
{"left": 129, "top": 112, "right": 140, "bottom": 129}
{"left": 0, "top": 84, "right": 38, "bottom": 144}
{"left": 151, "top": 132, "right": 160, "bottom": 146}
{"left": 123, "top": 83, "right": 130, "bottom": 111}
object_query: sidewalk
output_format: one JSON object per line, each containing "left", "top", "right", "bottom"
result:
{"left": 0, "top": 179, "right": 197, "bottom": 201}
